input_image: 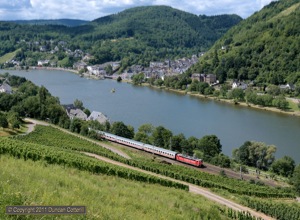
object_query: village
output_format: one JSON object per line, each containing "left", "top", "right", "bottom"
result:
{"left": 1, "top": 39, "right": 297, "bottom": 95}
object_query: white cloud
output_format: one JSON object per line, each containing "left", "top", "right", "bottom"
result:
{"left": 258, "top": 0, "right": 274, "bottom": 9}
{"left": 0, "top": 0, "right": 275, "bottom": 21}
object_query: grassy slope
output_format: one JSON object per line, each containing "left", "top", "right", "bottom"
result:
{"left": 0, "top": 155, "right": 229, "bottom": 220}
{"left": 0, "top": 125, "right": 27, "bottom": 137}
{"left": 0, "top": 49, "right": 20, "bottom": 64}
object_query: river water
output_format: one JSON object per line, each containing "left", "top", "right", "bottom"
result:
{"left": 2, "top": 69, "right": 300, "bottom": 163}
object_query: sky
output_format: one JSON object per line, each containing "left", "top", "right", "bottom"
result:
{"left": 0, "top": 0, "right": 275, "bottom": 21}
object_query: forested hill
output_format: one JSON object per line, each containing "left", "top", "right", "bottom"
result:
{"left": 89, "top": 6, "right": 242, "bottom": 49}
{"left": 79, "top": 6, "right": 242, "bottom": 65}
{"left": 0, "top": 6, "right": 241, "bottom": 67}
{"left": 189, "top": 0, "right": 300, "bottom": 85}
{"left": 6, "top": 19, "right": 89, "bottom": 27}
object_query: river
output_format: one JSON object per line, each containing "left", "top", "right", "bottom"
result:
{"left": 2, "top": 69, "right": 300, "bottom": 163}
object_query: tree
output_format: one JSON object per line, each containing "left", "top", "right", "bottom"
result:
{"left": 233, "top": 141, "right": 277, "bottom": 170}
{"left": 0, "top": 93, "right": 11, "bottom": 112}
{"left": 47, "top": 104, "right": 66, "bottom": 124}
{"left": 69, "top": 118, "right": 82, "bottom": 133}
{"left": 58, "top": 115, "right": 70, "bottom": 129}
{"left": 232, "top": 141, "right": 251, "bottom": 165}
{"left": 198, "top": 135, "right": 222, "bottom": 159}
{"left": 291, "top": 164, "right": 300, "bottom": 195}
{"left": 152, "top": 126, "right": 173, "bottom": 149}
{"left": 22, "top": 96, "right": 40, "bottom": 118}
{"left": 134, "top": 123, "right": 154, "bottom": 144}
{"left": 210, "top": 153, "right": 231, "bottom": 168}
{"left": 138, "top": 123, "right": 154, "bottom": 135}
{"left": 80, "top": 122, "right": 89, "bottom": 136}
{"left": 198, "top": 82, "right": 209, "bottom": 94}
{"left": 267, "top": 85, "right": 281, "bottom": 96}
{"left": 231, "top": 88, "right": 245, "bottom": 102}
{"left": 220, "top": 84, "right": 231, "bottom": 97}
{"left": 270, "top": 156, "right": 295, "bottom": 177}
{"left": 0, "top": 114, "right": 8, "bottom": 128}
{"left": 154, "top": 78, "right": 164, "bottom": 87}
{"left": 105, "top": 64, "right": 113, "bottom": 75}
{"left": 83, "top": 108, "right": 91, "bottom": 117}
{"left": 38, "top": 86, "right": 48, "bottom": 105}
{"left": 204, "top": 86, "right": 214, "bottom": 96}
{"left": 74, "top": 99, "right": 84, "bottom": 110}
{"left": 38, "top": 86, "right": 49, "bottom": 119}
{"left": 111, "top": 121, "right": 134, "bottom": 139}
{"left": 132, "top": 73, "right": 144, "bottom": 85}
{"left": 117, "top": 76, "right": 122, "bottom": 82}
{"left": 187, "top": 136, "right": 199, "bottom": 153}
{"left": 170, "top": 133, "right": 186, "bottom": 152}
{"left": 134, "top": 131, "right": 151, "bottom": 144}
{"left": 7, "top": 111, "right": 22, "bottom": 129}
{"left": 272, "top": 96, "right": 289, "bottom": 110}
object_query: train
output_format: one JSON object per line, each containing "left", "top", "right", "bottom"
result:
{"left": 91, "top": 129, "right": 203, "bottom": 167}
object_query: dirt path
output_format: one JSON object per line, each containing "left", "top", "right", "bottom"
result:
{"left": 24, "top": 119, "right": 49, "bottom": 134}
{"left": 24, "top": 118, "right": 131, "bottom": 159}
{"left": 83, "top": 152, "right": 274, "bottom": 220}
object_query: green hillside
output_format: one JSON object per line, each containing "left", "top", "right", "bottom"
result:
{"left": 0, "top": 6, "right": 242, "bottom": 67}
{"left": 90, "top": 6, "right": 241, "bottom": 49}
{"left": 0, "top": 49, "right": 20, "bottom": 64}
{"left": 190, "top": 0, "right": 300, "bottom": 85}
{"left": 0, "top": 155, "right": 230, "bottom": 220}
{"left": 84, "top": 6, "right": 241, "bottom": 65}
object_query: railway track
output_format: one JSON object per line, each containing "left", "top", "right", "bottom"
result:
{"left": 115, "top": 143, "right": 282, "bottom": 187}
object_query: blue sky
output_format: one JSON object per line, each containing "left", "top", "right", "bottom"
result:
{"left": 0, "top": 0, "right": 275, "bottom": 21}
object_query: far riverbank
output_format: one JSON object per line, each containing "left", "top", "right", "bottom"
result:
{"left": 141, "top": 83, "right": 300, "bottom": 118}
{"left": 30, "top": 66, "right": 79, "bottom": 74}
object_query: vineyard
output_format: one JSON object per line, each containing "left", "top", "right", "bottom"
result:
{"left": 15, "top": 125, "right": 295, "bottom": 199}
{"left": 14, "top": 125, "right": 124, "bottom": 161}
{"left": 0, "top": 154, "right": 266, "bottom": 220}
{"left": 242, "top": 197, "right": 300, "bottom": 220}
{"left": 0, "top": 138, "right": 188, "bottom": 191}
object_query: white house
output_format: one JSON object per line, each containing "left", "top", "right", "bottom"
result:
{"left": 87, "top": 111, "right": 109, "bottom": 124}
{"left": 37, "top": 60, "right": 50, "bottom": 66}
{"left": 279, "top": 83, "right": 295, "bottom": 90}
{"left": 63, "top": 104, "right": 87, "bottom": 120}
{"left": 0, "top": 83, "right": 12, "bottom": 94}
{"left": 232, "top": 81, "right": 248, "bottom": 90}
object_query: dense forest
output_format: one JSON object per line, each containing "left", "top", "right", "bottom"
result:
{"left": 0, "top": 6, "right": 241, "bottom": 68}
{"left": 189, "top": 0, "right": 300, "bottom": 85}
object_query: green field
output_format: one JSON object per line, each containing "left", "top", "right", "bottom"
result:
{"left": 0, "top": 49, "right": 20, "bottom": 64}
{"left": 288, "top": 100, "right": 300, "bottom": 112}
{"left": 0, "top": 155, "right": 231, "bottom": 220}
{"left": 0, "top": 125, "right": 27, "bottom": 137}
